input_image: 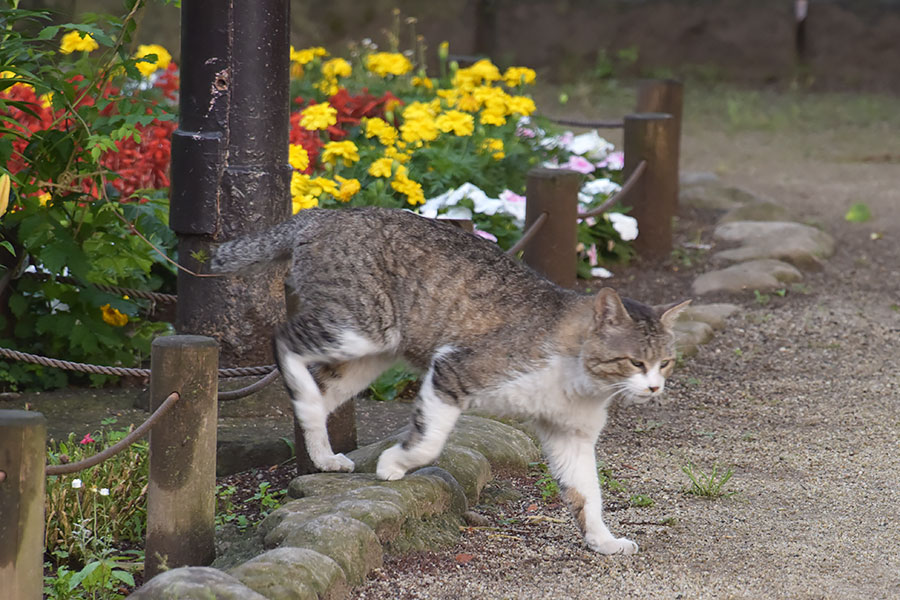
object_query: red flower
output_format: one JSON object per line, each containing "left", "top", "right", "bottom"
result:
{"left": 80, "top": 433, "right": 95, "bottom": 445}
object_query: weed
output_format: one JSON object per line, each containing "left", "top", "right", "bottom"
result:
{"left": 369, "top": 363, "right": 419, "bottom": 402}
{"left": 598, "top": 462, "right": 626, "bottom": 493}
{"left": 733, "top": 347, "right": 743, "bottom": 357}
{"left": 682, "top": 462, "right": 736, "bottom": 498}
{"left": 629, "top": 494, "right": 654, "bottom": 507}
{"left": 634, "top": 419, "right": 664, "bottom": 434}
{"left": 753, "top": 289, "right": 771, "bottom": 305}
{"left": 529, "top": 462, "right": 560, "bottom": 502}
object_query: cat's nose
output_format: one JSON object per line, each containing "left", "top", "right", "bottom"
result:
{"left": 648, "top": 386, "right": 659, "bottom": 393}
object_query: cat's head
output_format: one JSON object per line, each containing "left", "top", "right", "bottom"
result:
{"left": 582, "top": 287, "right": 690, "bottom": 403}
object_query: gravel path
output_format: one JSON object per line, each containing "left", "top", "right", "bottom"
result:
{"left": 351, "top": 90, "right": 900, "bottom": 600}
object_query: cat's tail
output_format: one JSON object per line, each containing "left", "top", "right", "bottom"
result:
{"left": 208, "top": 218, "right": 299, "bottom": 274}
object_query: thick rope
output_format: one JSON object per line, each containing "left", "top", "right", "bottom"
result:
{"left": 217, "top": 369, "right": 281, "bottom": 401}
{"left": 506, "top": 212, "right": 548, "bottom": 256}
{"left": 22, "top": 272, "right": 177, "bottom": 304}
{"left": 577, "top": 160, "right": 647, "bottom": 220}
{"left": 46, "top": 392, "right": 179, "bottom": 476}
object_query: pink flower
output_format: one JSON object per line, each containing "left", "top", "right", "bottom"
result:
{"left": 474, "top": 228, "right": 498, "bottom": 243}
{"left": 587, "top": 243, "right": 598, "bottom": 266}
{"left": 80, "top": 433, "right": 95, "bottom": 445}
{"left": 499, "top": 190, "right": 526, "bottom": 204}
{"left": 515, "top": 125, "right": 536, "bottom": 138}
{"left": 596, "top": 151, "right": 624, "bottom": 171}
{"left": 564, "top": 155, "right": 595, "bottom": 174}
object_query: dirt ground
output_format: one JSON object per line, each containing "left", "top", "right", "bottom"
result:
{"left": 350, "top": 86, "right": 900, "bottom": 599}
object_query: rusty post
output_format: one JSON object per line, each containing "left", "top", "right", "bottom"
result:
{"left": 145, "top": 336, "right": 218, "bottom": 580}
{"left": 622, "top": 113, "right": 678, "bottom": 260}
{"left": 522, "top": 168, "right": 581, "bottom": 288}
{"left": 0, "top": 410, "right": 46, "bottom": 600}
{"left": 171, "top": 0, "right": 292, "bottom": 367}
{"left": 284, "top": 283, "right": 358, "bottom": 475}
{"left": 636, "top": 79, "right": 683, "bottom": 206}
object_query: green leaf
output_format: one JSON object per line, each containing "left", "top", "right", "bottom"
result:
{"left": 845, "top": 203, "right": 872, "bottom": 223}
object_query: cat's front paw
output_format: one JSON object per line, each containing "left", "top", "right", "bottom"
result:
{"left": 586, "top": 534, "right": 639, "bottom": 555}
{"left": 375, "top": 445, "right": 408, "bottom": 481}
{"left": 315, "top": 453, "right": 355, "bottom": 473}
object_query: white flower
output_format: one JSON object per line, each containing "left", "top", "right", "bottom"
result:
{"left": 421, "top": 183, "right": 525, "bottom": 225}
{"left": 99, "top": 488, "right": 110, "bottom": 496}
{"left": 581, "top": 178, "right": 621, "bottom": 197}
{"left": 566, "top": 131, "right": 614, "bottom": 160}
{"left": 609, "top": 213, "right": 639, "bottom": 241}
{"left": 591, "top": 267, "right": 614, "bottom": 279}
{"left": 71, "top": 479, "right": 82, "bottom": 489}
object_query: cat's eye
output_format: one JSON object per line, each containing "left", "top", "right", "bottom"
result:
{"left": 660, "top": 359, "right": 671, "bottom": 368}
{"left": 629, "top": 359, "right": 644, "bottom": 369}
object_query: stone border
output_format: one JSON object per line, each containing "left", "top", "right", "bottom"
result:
{"left": 130, "top": 415, "right": 539, "bottom": 599}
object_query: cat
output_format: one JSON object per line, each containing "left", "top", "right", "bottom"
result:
{"left": 210, "top": 206, "right": 689, "bottom": 555}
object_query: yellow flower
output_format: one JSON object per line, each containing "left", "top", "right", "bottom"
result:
{"left": 322, "top": 58, "right": 352, "bottom": 79}
{"left": 436, "top": 110, "right": 474, "bottom": 137}
{"left": 400, "top": 118, "right": 439, "bottom": 144}
{"left": 288, "top": 144, "right": 309, "bottom": 171}
{"left": 59, "top": 31, "right": 99, "bottom": 54}
{"left": 0, "top": 173, "right": 10, "bottom": 218}
{"left": 300, "top": 102, "right": 337, "bottom": 130}
{"left": 292, "top": 194, "right": 318, "bottom": 213}
{"left": 100, "top": 304, "right": 129, "bottom": 327}
{"left": 364, "top": 118, "right": 398, "bottom": 146}
{"left": 366, "top": 52, "right": 413, "bottom": 77}
{"left": 38, "top": 191, "right": 51, "bottom": 206}
{"left": 481, "top": 137, "right": 505, "bottom": 160}
{"left": 503, "top": 66, "right": 537, "bottom": 87}
{"left": 453, "top": 58, "right": 501, "bottom": 90}
{"left": 39, "top": 93, "right": 53, "bottom": 109}
{"left": 134, "top": 44, "right": 172, "bottom": 77}
{"left": 316, "top": 78, "right": 340, "bottom": 96}
{"left": 383, "top": 145, "right": 410, "bottom": 163}
{"left": 402, "top": 101, "right": 438, "bottom": 122}
{"left": 507, "top": 95, "right": 537, "bottom": 116}
{"left": 368, "top": 158, "right": 394, "bottom": 178}
{"left": 334, "top": 176, "right": 361, "bottom": 202}
{"left": 322, "top": 140, "right": 360, "bottom": 167}
{"left": 412, "top": 76, "right": 433, "bottom": 90}
{"left": 391, "top": 172, "right": 425, "bottom": 206}
{"left": 291, "top": 46, "right": 327, "bottom": 65}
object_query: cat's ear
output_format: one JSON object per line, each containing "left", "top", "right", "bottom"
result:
{"left": 657, "top": 299, "right": 692, "bottom": 330}
{"left": 593, "top": 287, "right": 632, "bottom": 328}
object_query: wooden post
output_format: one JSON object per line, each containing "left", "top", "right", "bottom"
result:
{"left": 0, "top": 410, "right": 46, "bottom": 600}
{"left": 623, "top": 113, "right": 678, "bottom": 260}
{"left": 636, "top": 79, "right": 683, "bottom": 207}
{"left": 145, "top": 335, "right": 218, "bottom": 580}
{"left": 523, "top": 168, "right": 581, "bottom": 288}
{"left": 284, "top": 283, "right": 358, "bottom": 475}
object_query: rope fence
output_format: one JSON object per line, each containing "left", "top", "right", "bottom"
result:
{"left": 577, "top": 159, "right": 648, "bottom": 220}
{"left": 46, "top": 391, "right": 180, "bottom": 476}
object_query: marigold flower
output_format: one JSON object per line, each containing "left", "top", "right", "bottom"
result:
{"left": 481, "top": 137, "right": 505, "bottom": 160}
{"left": 300, "top": 102, "right": 337, "bottom": 130}
{"left": 436, "top": 110, "right": 474, "bottom": 137}
{"left": 322, "top": 140, "right": 360, "bottom": 167}
{"left": 291, "top": 46, "right": 327, "bottom": 65}
{"left": 0, "top": 173, "right": 9, "bottom": 218}
{"left": 368, "top": 158, "right": 394, "bottom": 178}
{"left": 480, "top": 107, "right": 507, "bottom": 127}
{"left": 334, "top": 176, "right": 361, "bottom": 202}
{"left": 506, "top": 95, "right": 537, "bottom": 116}
{"left": 59, "top": 31, "right": 99, "bottom": 54}
{"left": 503, "top": 66, "right": 537, "bottom": 87}
{"left": 383, "top": 145, "right": 410, "bottom": 163}
{"left": 391, "top": 172, "right": 425, "bottom": 206}
{"left": 134, "top": 44, "right": 172, "bottom": 77}
{"left": 400, "top": 118, "right": 439, "bottom": 144}
{"left": 412, "top": 76, "right": 433, "bottom": 90}
{"left": 364, "top": 118, "right": 398, "bottom": 146}
{"left": 366, "top": 52, "right": 413, "bottom": 77}
{"left": 322, "top": 57, "right": 352, "bottom": 79}
{"left": 101, "top": 304, "right": 129, "bottom": 327}
{"left": 289, "top": 144, "right": 309, "bottom": 171}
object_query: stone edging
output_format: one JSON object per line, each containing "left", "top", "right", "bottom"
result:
{"left": 130, "top": 415, "right": 540, "bottom": 599}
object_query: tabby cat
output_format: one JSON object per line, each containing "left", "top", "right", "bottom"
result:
{"left": 210, "top": 206, "right": 689, "bottom": 555}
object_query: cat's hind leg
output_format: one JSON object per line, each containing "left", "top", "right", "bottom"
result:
{"left": 276, "top": 332, "right": 393, "bottom": 473}
{"left": 376, "top": 347, "right": 465, "bottom": 481}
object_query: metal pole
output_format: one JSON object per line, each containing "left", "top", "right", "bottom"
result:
{"left": 0, "top": 410, "right": 46, "bottom": 600}
{"left": 170, "top": 0, "right": 292, "bottom": 367}
{"left": 144, "top": 336, "right": 219, "bottom": 580}
{"left": 522, "top": 168, "right": 581, "bottom": 288}
{"left": 636, "top": 79, "right": 683, "bottom": 207}
{"left": 622, "top": 113, "right": 678, "bottom": 260}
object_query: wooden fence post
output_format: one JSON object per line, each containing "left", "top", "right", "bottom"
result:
{"left": 636, "top": 79, "right": 683, "bottom": 208}
{"left": 0, "top": 410, "right": 46, "bottom": 600}
{"left": 523, "top": 168, "right": 581, "bottom": 288}
{"left": 284, "top": 283, "right": 358, "bottom": 475}
{"left": 145, "top": 335, "right": 218, "bottom": 580}
{"left": 622, "top": 113, "right": 678, "bottom": 260}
